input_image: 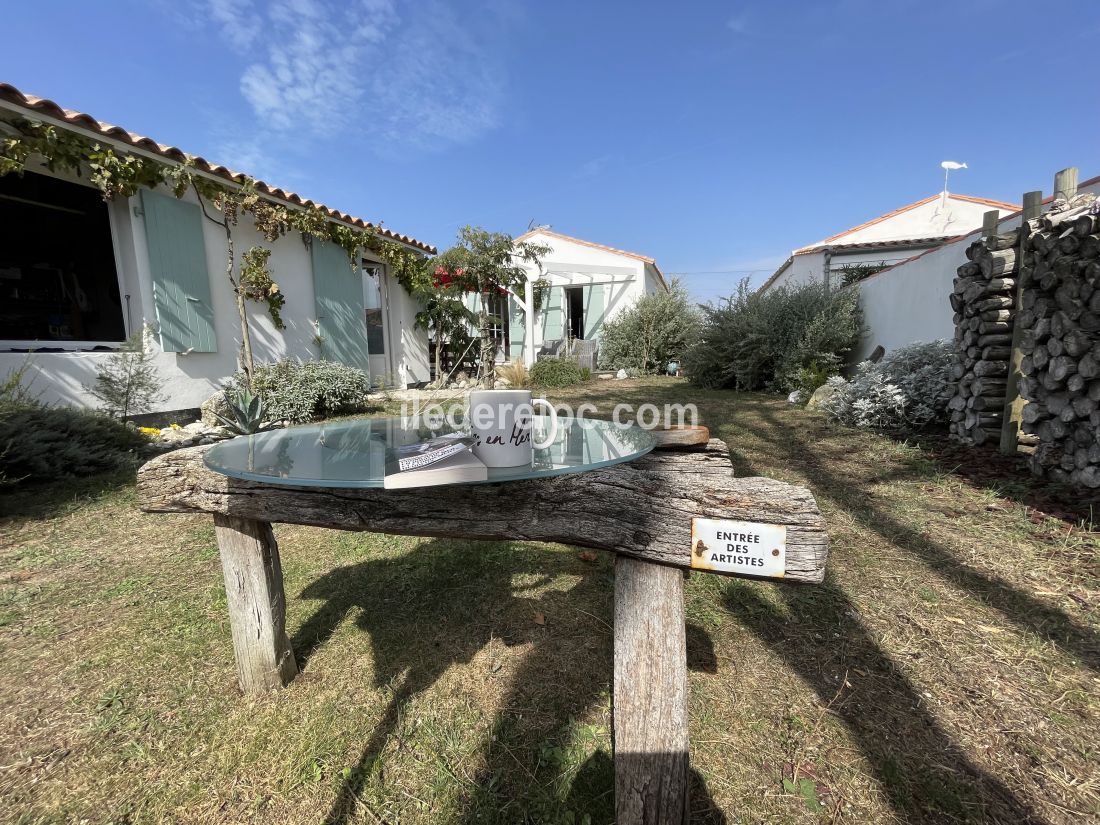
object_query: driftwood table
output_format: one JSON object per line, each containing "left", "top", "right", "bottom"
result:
{"left": 137, "top": 418, "right": 828, "bottom": 823}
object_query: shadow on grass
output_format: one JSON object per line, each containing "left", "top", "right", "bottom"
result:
{"left": 727, "top": 402, "right": 1100, "bottom": 675}
{"left": 294, "top": 538, "right": 726, "bottom": 824}
{"left": 722, "top": 576, "right": 1048, "bottom": 823}
{"left": 0, "top": 465, "right": 137, "bottom": 522}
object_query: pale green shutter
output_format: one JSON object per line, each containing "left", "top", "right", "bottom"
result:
{"left": 508, "top": 296, "right": 525, "bottom": 360}
{"left": 312, "top": 240, "right": 370, "bottom": 370}
{"left": 141, "top": 190, "right": 216, "bottom": 352}
{"left": 542, "top": 287, "right": 564, "bottom": 341}
{"left": 463, "top": 291, "right": 481, "bottom": 337}
{"left": 583, "top": 284, "right": 606, "bottom": 339}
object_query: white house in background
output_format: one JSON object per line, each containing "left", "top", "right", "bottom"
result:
{"left": 0, "top": 83, "right": 435, "bottom": 415}
{"left": 487, "top": 228, "right": 667, "bottom": 366}
{"left": 759, "top": 192, "right": 1019, "bottom": 294}
{"left": 851, "top": 173, "right": 1100, "bottom": 362}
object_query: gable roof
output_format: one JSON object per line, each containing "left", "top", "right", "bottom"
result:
{"left": 758, "top": 191, "right": 1022, "bottom": 293}
{"left": 0, "top": 82, "right": 436, "bottom": 254}
{"left": 514, "top": 227, "right": 667, "bottom": 290}
{"left": 844, "top": 172, "right": 1100, "bottom": 288}
{"left": 795, "top": 193, "right": 1020, "bottom": 253}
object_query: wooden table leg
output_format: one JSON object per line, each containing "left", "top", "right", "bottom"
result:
{"left": 614, "top": 556, "right": 690, "bottom": 824}
{"left": 213, "top": 514, "right": 298, "bottom": 693}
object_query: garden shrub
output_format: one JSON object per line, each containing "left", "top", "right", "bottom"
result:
{"left": 530, "top": 357, "right": 586, "bottom": 388}
{"left": 232, "top": 359, "right": 373, "bottom": 423}
{"left": 0, "top": 405, "right": 147, "bottom": 486}
{"left": 793, "top": 360, "right": 834, "bottom": 400}
{"left": 817, "top": 340, "right": 954, "bottom": 430}
{"left": 1, "top": 361, "right": 146, "bottom": 486}
{"left": 683, "top": 278, "right": 863, "bottom": 391}
{"left": 598, "top": 279, "right": 700, "bottom": 373}
{"left": 495, "top": 359, "right": 529, "bottom": 388}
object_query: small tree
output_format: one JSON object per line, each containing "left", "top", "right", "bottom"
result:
{"left": 87, "top": 328, "right": 164, "bottom": 422}
{"left": 598, "top": 279, "right": 700, "bottom": 373}
{"left": 414, "top": 279, "right": 478, "bottom": 387}
{"left": 434, "top": 226, "right": 550, "bottom": 386}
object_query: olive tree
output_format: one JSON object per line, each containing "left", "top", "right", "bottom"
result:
{"left": 598, "top": 279, "right": 700, "bottom": 373}
{"left": 434, "top": 226, "right": 550, "bottom": 385}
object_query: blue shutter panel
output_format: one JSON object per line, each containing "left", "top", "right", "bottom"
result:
{"left": 583, "top": 284, "right": 606, "bottom": 339}
{"left": 463, "top": 291, "right": 481, "bottom": 337}
{"left": 312, "top": 240, "right": 370, "bottom": 371}
{"left": 542, "top": 287, "right": 564, "bottom": 341}
{"left": 508, "top": 295, "right": 525, "bottom": 360}
{"left": 141, "top": 190, "right": 216, "bottom": 352}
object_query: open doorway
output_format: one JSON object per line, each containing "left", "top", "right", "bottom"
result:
{"left": 565, "top": 286, "right": 584, "bottom": 340}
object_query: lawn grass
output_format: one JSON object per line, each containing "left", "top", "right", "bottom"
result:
{"left": 1, "top": 377, "right": 1098, "bottom": 824}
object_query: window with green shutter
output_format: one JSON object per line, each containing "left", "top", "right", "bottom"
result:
{"left": 583, "top": 284, "right": 607, "bottom": 339}
{"left": 311, "top": 240, "right": 370, "bottom": 371}
{"left": 541, "top": 286, "right": 564, "bottom": 341}
{"left": 141, "top": 190, "right": 216, "bottom": 352}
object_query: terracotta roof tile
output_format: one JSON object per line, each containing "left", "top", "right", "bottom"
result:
{"left": 0, "top": 82, "right": 436, "bottom": 254}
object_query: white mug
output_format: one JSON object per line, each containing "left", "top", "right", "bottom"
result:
{"left": 468, "top": 389, "right": 558, "bottom": 467}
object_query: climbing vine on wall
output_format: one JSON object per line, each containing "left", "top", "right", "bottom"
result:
{"left": 0, "top": 115, "right": 430, "bottom": 378}
{"left": 240, "top": 247, "right": 285, "bottom": 330}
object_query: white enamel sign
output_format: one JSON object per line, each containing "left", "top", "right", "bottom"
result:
{"left": 690, "top": 518, "right": 786, "bottom": 578}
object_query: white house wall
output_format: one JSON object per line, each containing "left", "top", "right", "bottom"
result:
{"left": 852, "top": 178, "right": 1099, "bottom": 363}
{"left": 0, "top": 173, "right": 428, "bottom": 411}
{"left": 517, "top": 231, "right": 649, "bottom": 349}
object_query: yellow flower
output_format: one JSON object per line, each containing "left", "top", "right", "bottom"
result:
{"left": 170, "top": 423, "right": 181, "bottom": 430}
{"left": 138, "top": 426, "right": 160, "bottom": 436}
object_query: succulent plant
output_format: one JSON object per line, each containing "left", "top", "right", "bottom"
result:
{"left": 212, "top": 387, "right": 268, "bottom": 435}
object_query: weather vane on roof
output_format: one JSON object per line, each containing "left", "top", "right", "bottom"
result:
{"left": 941, "top": 160, "right": 967, "bottom": 196}
{"left": 936, "top": 161, "right": 968, "bottom": 228}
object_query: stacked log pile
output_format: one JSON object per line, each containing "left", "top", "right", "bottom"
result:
{"left": 1015, "top": 194, "right": 1100, "bottom": 486}
{"left": 947, "top": 231, "right": 1020, "bottom": 445}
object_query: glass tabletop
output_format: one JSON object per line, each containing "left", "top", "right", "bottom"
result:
{"left": 202, "top": 416, "right": 657, "bottom": 488}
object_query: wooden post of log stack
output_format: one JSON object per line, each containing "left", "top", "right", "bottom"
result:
{"left": 1000, "top": 190, "right": 1045, "bottom": 456}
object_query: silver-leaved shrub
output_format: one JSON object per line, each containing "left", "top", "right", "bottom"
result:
{"left": 230, "top": 359, "right": 373, "bottom": 423}
{"left": 818, "top": 340, "right": 954, "bottom": 430}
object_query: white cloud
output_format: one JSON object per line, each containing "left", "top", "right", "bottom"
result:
{"left": 199, "top": 0, "right": 510, "bottom": 150}
{"left": 726, "top": 13, "right": 749, "bottom": 34}
{"left": 207, "top": 0, "right": 259, "bottom": 49}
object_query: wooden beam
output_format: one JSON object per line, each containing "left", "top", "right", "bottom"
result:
{"left": 213, "top": 515, "right": 298, "bottom": 693}
{"left": 1053, "top": 167, "right": 1079, "bottom": 202}
{"left": 999, "top": 191, "right": 1044, "bottom": 456}
{"left": 137, "top": 440, "right": 829, "bottom": 583}
{"left": 982, "top": 210, "right": 1000, "bottom": 239}
{"left": 614, "top": 556, "right": 689, "bottom": 824}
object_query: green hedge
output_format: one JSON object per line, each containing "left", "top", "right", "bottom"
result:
{"left": 529, "top": 358, "right": 587, "bottom": 388}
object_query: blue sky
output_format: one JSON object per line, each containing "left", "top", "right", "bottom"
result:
{"left": 3, "top": 0, "right": 1098, "bottom": 302}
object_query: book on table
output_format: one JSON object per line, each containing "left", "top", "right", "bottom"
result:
{"left": 383, "top": 433, "right": 487, "bottom": 489}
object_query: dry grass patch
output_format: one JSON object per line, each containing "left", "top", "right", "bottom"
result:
{"left": 1, "top": 378, "right": 1097, "bottom": 824}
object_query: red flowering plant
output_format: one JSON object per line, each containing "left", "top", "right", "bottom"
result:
{"left": 432, "top": 227, "right": 550, "bottom": 386}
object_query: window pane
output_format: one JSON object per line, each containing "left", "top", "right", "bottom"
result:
{"left": 0, "top": 171, "right": 124, "bottom": 342}
{"left": 365, "top": 309, "right": 385, "bottom": 354}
